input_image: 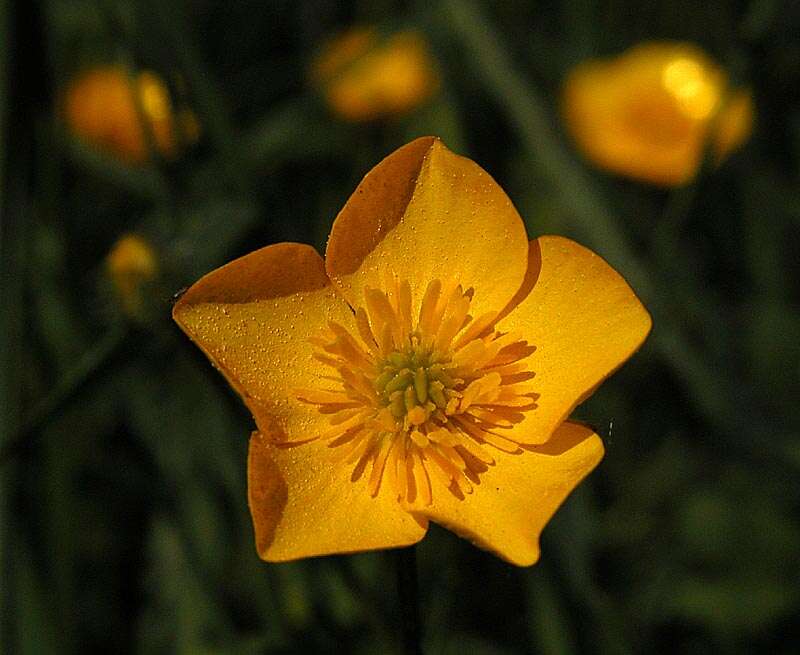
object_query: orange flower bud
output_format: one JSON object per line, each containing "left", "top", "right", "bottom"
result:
{"left": 311, "top": 28, "right": 439, "bottom": 122}
{"left": 64, "top": 67, "right": 192, "bottom": 164}
{"left": 106, "top": 234, "right": 158, "bottom": 317}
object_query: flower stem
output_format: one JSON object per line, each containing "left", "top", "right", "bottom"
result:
{"left": 396, "top": 546, "right": 422, "bottom": 655}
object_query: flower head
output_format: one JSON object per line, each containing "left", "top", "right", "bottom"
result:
{"left": 562, "top": 42, "right": 753, "bottom": 186}
{"left": 64, "top": 66, "right": 196, "bottom": 164}
{"left": 173, "top": 138, "right": 651, "bottom": 566}
{"left": 311, "top": 27, "right": 439, "bottom": 122}
{"left": 107, "top": 233, "right": 158, "bottom": 317}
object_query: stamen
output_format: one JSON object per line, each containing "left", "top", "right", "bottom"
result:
{"left": 435, "top": 293, "right": 471, "bottom": 352}
{"left": 452, "top": 310, "right": 497, "bottom": 350}
{"left": 297, "top": 277, "right": 537, "bottom": 504}
{"left": 424, "top": 449, "right": 455, "bottom": 487}
{"left": 329, "top": 407, "right": 365, "bottom": 424}
{"left": 412, "top": 449, "right": 432, "bottom": 506}
{"left": 394, "top": 435, "right": 409, "bottom": 500}
{"left": 405, "top": 449, "right": 418, "bottom": 503}
{"left": 418, "top": 279, "right": 442, "bottom": 336}
{"left": 331, "top": 430, "right": 368, "bottom": 463}
{"left": 368, "top": 436, "right": 393, "bottom": 496}
{"left": 407, "top": 405, "right": 427, "bottom": 426}
{"left": 410, "top": 430, "right": 430, "bottom": 448}
{"left": 378, "top": 323, "right": 394, "bottom": 358}
{"left": 295, "top": 388, "right": 357, "bottom": 405}
{"left": 427, "top": 281, "right": 459, "bottom": 340}
{"left": 354, "top": 307, "right": 379, "bottom": 353}
{"left": 365, "top": 288, "right": 401, "bottom": 346}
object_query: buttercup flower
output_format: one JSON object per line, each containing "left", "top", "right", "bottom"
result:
{"left": 311, "top": 27, "right": 439, "bottom": 122}
{"left": 173, "top": 137, "right": 651, "bottom": 566}
{"left": 64, "top": 66, "right": 196, "bottom": 164}
{"left": 107, "top": 233, "right": 158, "bottom": 317}
{"left": 562, "top": 42, "right": 753, "bottom": 186}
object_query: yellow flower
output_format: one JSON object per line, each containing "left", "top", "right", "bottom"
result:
{"left": 64, "top": 66, "right": 192, "bottom": 164}
{"left": 173, "top": 137, "right": 651, "bottom": 566}
{"left": 562, "top": 42, "right": 754, "bottom": 186}
{"left": 106, "top": 234, "right": 158, "bottom": 316}
{"left": 311, "top": 27, "right": 439, "bottom": 122}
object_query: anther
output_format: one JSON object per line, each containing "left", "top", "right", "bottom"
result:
{"left": 407, "top": 406, "right": 427, "bottom": 426}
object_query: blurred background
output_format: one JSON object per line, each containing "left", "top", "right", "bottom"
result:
{"left": 1, "top": 0, "right": 799, "bottom": 653}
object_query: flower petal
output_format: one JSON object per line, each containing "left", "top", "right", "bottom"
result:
{"left": 409, "top": 421, "right": 603, "bottom": 566}
{"left": 325, "top": 137, "right": 529, "bottom": 319}
{"left": 173, "top": 242, "right": 356, "bottom": 441}
{"left": 496, "top": 236, "right": 651, "bottom": 444}
{"left": 248, "top": 431, "right": 428, "bottom": 561}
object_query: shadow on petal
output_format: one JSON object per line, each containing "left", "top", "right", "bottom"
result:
{"left": 497, "top": 239, "right": 542, "bottom": 321}
{"left": 521, "top": 421, "right": 596, "bottom": 455}
{"left": 248, "top": 432, "right": 289, "bottom": 556}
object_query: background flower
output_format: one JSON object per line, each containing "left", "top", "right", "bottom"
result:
{"left": 562, "top": 42, "right": 753, "bottom": 186}
{"left": 106, "top": 233, "right": 159, "bottom": 318}
{"left": 311, "top": 27, "right": 440, "bottom": 122}
{"left": 63, "top": 66, "right": 197, "bottom": 163}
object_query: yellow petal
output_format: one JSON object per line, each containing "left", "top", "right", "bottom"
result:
{"left": 496, "top": 236, "right": 651, "bottom": 444}
{"left": 173, "top": 242, "right": 357, "bottom": 441}
{"left": 409, "top": 421, "right": 603, "bottom": 566}
{"left": 325, "top": 137, "right": 529, "bottom": 321}
{"left": 248, "top": 431, "right": 427, "bottom": 561}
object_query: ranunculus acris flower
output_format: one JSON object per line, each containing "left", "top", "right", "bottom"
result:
{"left": 562, "top": 42, "right": 753, "bottom": 186}
{"left": 173, "top": 137, "right": 651, "bottom": 566}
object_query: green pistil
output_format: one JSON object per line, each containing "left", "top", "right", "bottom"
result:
{"left": 404, "top": 386, "right": 417, "bottom": 412}
{"left": 375, "top": 346, "right": 458, "bottom": 423}
{"left": 384, "top": 369, "right": 413, "bottom": 395}
{"left": 428, "top": 381, "right": 447, "bottom": 408}
{"left": 413, "top": 368, "right": 428, "bottom": 403}
{"left": 388, "top": 352, "right": 407, "bottom": 368}
{"left": 390, "top": 391, "right": 406, "bottom": 418}
{"left": 374, "top": 369, "right": 396, "bottom": 392}
{"left": 428, "top": 364, "right": 455, "bottom": 387}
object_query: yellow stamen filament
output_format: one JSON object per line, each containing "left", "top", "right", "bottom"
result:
{"left": 295, "top": 277, "right": 537, "bottom": 505}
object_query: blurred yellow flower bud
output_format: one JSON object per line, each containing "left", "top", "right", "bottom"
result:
{"left": 106, "top": 234, "right": 158, "bottom": 317}
{"left": 311, "top": 27, "right": 439, "bottom": 122}
{"left": 64, "top": 66, "right": 195, "bottom": 164}
{"left": 562, "top": 42, "right": 754, "bottom": 186}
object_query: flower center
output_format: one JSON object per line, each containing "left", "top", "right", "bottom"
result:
{"left": 295, "top": 277, "right": 538, "bottom": 505}
{"left": 374, "top": 339, "right": 460, "bottom": 430}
